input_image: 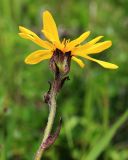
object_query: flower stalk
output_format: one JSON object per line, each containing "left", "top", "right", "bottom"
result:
{"left": 34, "top": 54, "right": 70, "bottom": 160}
{"left": 34, "top": 80, "right": 59, "bottom": 160}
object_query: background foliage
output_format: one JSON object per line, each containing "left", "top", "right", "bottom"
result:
{"left": 0, "top": 0, "right": 128, "bottom": 160}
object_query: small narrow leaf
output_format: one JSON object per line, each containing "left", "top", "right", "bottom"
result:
{"left": 41, "top": 117, "right": 62, "bottom": 150}
{"left": 81, "top": 110, "right": 128, "bottom": 160}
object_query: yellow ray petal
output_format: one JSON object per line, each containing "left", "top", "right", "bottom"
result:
{"left": 72, "top": 36, "right": 104, "bottom": 55}
{"left": 85, "top": 41, "right": 112, "bottom": 54}
{"left": 84, "top": 55, "right": 118, "bottom": 69}
{"left": 65, "top": 31, "right": 90, "bottom": 52}
{"left": 72, "top": 56, "right": 85, "bottom": 68}
{"left": 19, "top": 27, "right": 53, "bottom": 50}
{"left": 87, "top": 36, "right": 104, "bottom": 45}
{"left": 19, "top": 26, "right": 37, "bottom": 36}
{"left": 19, "top": 33, "right": 34, "bottom": 41}
{"left": 42, "top": 30, "right": 54, "bottom": 42}
{"left": 72, "top": 41, "right": 112, "bottom": 56}
{"left": 25, "top": 50, "right": 52, "bottom": 64}
{"left": 42, "top": 11, "right": 60, "bottom": 43}
{"left": 79, "top": 36, "right": 104, "bottom": 50}
{"left": 42, "top": 30, "right": 64, "bottom": 50}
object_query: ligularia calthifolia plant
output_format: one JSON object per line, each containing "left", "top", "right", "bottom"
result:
{"left": 19, "top": 10, "right": 118, "bottom": 160}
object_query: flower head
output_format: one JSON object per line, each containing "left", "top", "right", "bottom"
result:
{"left": 19, "top": 10, "right": 118, "bottom": 72}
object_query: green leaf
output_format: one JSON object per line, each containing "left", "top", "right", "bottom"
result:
{"left": 81, "top": 110, "right": 128, "bottom": 160}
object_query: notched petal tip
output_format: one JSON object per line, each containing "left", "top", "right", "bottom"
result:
{"left": 99, "top": 63, "right": 119, "bottom": 70}
{"left": 24, "top": 59, "right": 39, "bottom": 65}
{"left": 24, "top": 57, "right": 36, "bottom": 64}
{"left": 110, "top": 64, "right": 119, "bottom": 69}
{"left": 86, "top": 31, "right": 91, "bottom": 35}
{"left": 99, "top": 36, "right": 104, "bottom": 38}
{"left": 24, "top": 58, "right": 30, "bottom": 64}
{"left": 107, "top": 40, "right": 112, "bottom": 47}
{"left": 104, "top": 64, "right": 119, "bottom": 69}
{"left": 80, "top": 31, "right": 91, "bottom": 41}
{"left": 79, "top": 63, "right": 85, "bottom": 68}
{"left": 24, "top": 58, "right": 39, "bottom": 65}
{"left": 18, "top": 33, "right": 25, "bottom": 38}
{"left": 43, "top": 10, "right": 51, "bottom": 16}
{"left": 19, "top": 26, "right": 27, "bottom": 33}
{"left": 19, "top": 26, "right": 23, "bottom": 31}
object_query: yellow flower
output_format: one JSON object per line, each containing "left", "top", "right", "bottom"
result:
{"left": 19, "top": 10, "right": 118, "bottom": 69}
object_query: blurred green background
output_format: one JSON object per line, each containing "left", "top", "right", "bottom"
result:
{"left": 0, "top": 0, "right": 128, "bottom": 160}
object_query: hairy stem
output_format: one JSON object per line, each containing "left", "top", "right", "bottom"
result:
{"left": 43, "top": 92, "right": 56, "bottom": 142}
{"left": 34, "top": 76, "right": 61, "bottom": 160}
